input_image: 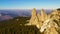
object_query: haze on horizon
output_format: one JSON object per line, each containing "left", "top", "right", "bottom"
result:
{"left": 0, "top": 0, "right": 60, "bottom": 9}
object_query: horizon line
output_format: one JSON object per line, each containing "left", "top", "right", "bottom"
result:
{"left": 0, "top": 8, "right": 59, "bottom": 10}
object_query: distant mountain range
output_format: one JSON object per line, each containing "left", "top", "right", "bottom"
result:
{"left": 0, "top": 9, "right": 52, "bottom": 21}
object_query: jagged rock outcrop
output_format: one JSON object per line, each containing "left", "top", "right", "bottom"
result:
{"left": 40, "top": 18, "right": 59, "bottom": 34}
{"left": 25, "top": 8, "right": 59, "bottom": 34}
{"left": 25, "top": 8, "right": 39, "bottom": 28}
{"left": 29, "top": 8, "right": 38, "bottom": 25}
{"left": 37, "top": 9, "right": 48, "bottom": 28}
{"left": 42, "top": 9, "right": 59, "bottom": 34}
{"left": 40, "top": 9, "right": 48, "bottom": 21}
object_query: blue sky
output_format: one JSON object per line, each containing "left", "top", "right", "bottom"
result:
{"left": 0, "top": 0, "right": 60, "bottom": 9}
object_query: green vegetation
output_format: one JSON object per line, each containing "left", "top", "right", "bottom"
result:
{"left": 0, "top": 16, "right": 42, "bottom": 34}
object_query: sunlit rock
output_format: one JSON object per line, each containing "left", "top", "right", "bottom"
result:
{"left": 43, "top": 19, "right": 58, "bottom": 34}
{"left": 25, "top": 8, "right": 39, "bottom": 26}
{"left": 29, "top": 8, "right": 38, "bottom": 25}
{"left": 25, "top": 8, "right": 59, "bottom": 34}
{"left": 40, "top": 9, "right": 48, "bottom": 21}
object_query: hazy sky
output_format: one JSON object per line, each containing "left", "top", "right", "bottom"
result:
{"left": 0, "top": 0, "right": 60, "bottom": 9}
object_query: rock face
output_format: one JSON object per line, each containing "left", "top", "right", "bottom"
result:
{"left": 41, "top": 19, "right": 59, "bottom": 34}
{"left": 40, "top": 9, "right": 48, "bottom": 21}
{"left": 26, "top": 8, "right": 59, "bottom": 34}
{"left": 40, "top": 9, "right": 59, "bottom": 34}
{"left": 29, "top": 8, "right": 38, "bottom": 25}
